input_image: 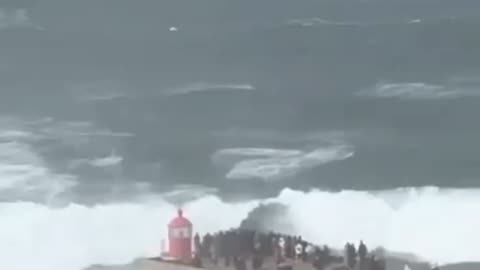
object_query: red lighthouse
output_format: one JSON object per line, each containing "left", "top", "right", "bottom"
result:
{"left": 168, "top": 209, "right": 193, "bottom": 260}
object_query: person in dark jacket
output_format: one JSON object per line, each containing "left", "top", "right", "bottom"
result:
{"left": 345, "top": 243, "right": 357, "bottom": 270}
{"left": 358, "top": 241, "right": 367, "bottom": 262}
{"left": 194, "top": 233, "right": 201, "bottom": 256}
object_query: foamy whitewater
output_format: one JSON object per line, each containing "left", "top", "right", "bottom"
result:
{"left": 2, "top": 187, "right": 479, "bottom": 270}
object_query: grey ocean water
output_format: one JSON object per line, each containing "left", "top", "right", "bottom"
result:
{"left": 2, "top": 0, "right": 480, "bottom": 202}
{"left": 1, "top": 1, "right": 480, "bottom": 269}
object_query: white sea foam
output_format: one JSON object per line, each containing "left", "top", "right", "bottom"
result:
{"left": 288, "top": 17, "right": 429, "bottom": 28}
{"left": 408, "top": 19, "right": 422, "bottom": 24}
{"left": 1, "top": 187, "right": 480, "bottom": 270}
{"left": 164, "top": 83, "right": 255, "bottom": 96}
{"left": 0, "top": 141, "right": 76, "bottom": 202}
{"left": 0, "top": 117, "right": 133, "bottom": 202}
{"left": 288, "top": 18, "right": 364, "bottom": 27}
{"left": 69, "top": 152, "right": 123, "bottom": 170}
{"left": 358, "top": 82, "right": 480, "bottom": 100}
{"left": 212, "top": 145, "right": 354, "bottom": 181}
{"left": 89, "top": 153, "right": 123, "bottom": 168}
{"left": 0, "top": 117, "right": 134, "bottom": 141}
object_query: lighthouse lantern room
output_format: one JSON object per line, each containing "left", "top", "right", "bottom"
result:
{"left": 168, "top": 209, "right": 193, "bottom": 260}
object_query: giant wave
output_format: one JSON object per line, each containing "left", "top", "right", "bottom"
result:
{"left": 2, "top": 186, "right": 480, "bottom": 270}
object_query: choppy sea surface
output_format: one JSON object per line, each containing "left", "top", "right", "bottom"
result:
{"left": 1, "top": 0, "right": 480, "bottom": 269}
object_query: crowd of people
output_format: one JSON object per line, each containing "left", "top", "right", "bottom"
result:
{"left": 189, "top": 229, "right": 404, "bottom": 270}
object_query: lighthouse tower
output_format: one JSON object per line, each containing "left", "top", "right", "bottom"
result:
{"left": 168, "top": 209, "right": 193, "bottom": 260}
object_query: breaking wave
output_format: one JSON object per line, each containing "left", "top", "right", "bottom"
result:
{"left": 3, "top": 186, "right": 480, "bottom": 270}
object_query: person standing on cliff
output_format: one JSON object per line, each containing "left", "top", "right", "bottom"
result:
{"left": 345, "top": 243, "right": 357, "bottom": 270}
{"left": 358, "top": 241, "right": 368, "bottom": 270}
{"left": 194, "top": 233, "right": 201, "bottom": 256}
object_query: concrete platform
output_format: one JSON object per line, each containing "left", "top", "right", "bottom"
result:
{"left": 84, "top": 256, "right": 319, "bottom": 270}
{"left": 85, "top": 258, "right": 201, "bottom": 270}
